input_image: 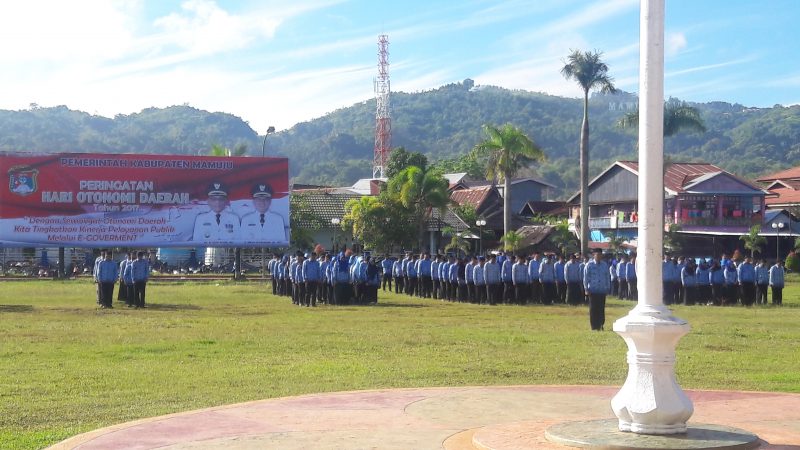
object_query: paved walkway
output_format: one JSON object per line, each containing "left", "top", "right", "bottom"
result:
{"left": 49, "top": 385, "right": 800, "bottom": 449}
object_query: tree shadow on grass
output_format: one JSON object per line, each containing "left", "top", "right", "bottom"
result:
{"left": 143, "top": 303, "right": 202, "bottom": 311}
{"left": 0, "top": 304, "right": 34, "bottom": 313}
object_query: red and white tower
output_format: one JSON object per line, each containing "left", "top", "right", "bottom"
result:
{"left": 373, "top": 34, "right": 391, "bottom": 179}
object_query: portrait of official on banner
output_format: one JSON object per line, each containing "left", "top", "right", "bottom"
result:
{"left": 0, "top": 152, "right": 290, "bottom": 248}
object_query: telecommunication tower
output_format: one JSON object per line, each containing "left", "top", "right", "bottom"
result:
{"left": 373, "top": 34, "right": 391, "bottom": 179}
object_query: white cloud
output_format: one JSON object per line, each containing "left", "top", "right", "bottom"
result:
{"left": 666, "top": 32, "right": 687, "bottom": 56}
{"left": 152, "top": 0, "right": 279, "bottom": 56}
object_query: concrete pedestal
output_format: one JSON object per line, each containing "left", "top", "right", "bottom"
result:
{"left": 611, "top": 305, "right": 694, "bottom": 434}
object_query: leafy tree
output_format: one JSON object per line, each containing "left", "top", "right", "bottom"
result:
{"left": 289, "top": 193, "right": 325, "bottom": 250}
{"left": 548, "top": 220, "right": 579, "bottom": 257}
{"left": 443, "top": 226, "right": 470, "bottom": 256}
{"left": 740, "top": 225, "right": 766, "bottom": 258}
{"left": 386, "top": 165, "right": 450, "bottom": 250}
{"left": 342, "top": 195, "right": 415, "bottom": 253}
{"left": 430, "top": 153, "right": 485, "bottom": 179}
{"left": 664, "top": 223, "right": 685, "bottom": 254}
{"left": 385, "top": 147, "right": 428, "bottom": 178}
{"left": 210, "top": 143, "right": 248, "bottom": 156}
{"left": 472, "top": 123, "right": 544, "bottom": 237}
{"left": 606, "top": 230, "right": 626, "bottom": 255}
{"left": 617, "top": 99, "right": 707, "bottom": 137}
{"left": 561, "top": 49, "right": 616, "bottom": 254}
{"left": 500, "top": 230, "right": 523, "bottom": 252}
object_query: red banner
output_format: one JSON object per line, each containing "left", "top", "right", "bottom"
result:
{"left": 0, "top": 152, "right": 290, "bottom": 248}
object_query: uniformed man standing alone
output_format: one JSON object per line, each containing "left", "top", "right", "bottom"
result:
{"left": 192, "top": 182, "right": 240, "bottom": 243}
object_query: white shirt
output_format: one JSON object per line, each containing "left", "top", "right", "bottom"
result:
{"left": 240, "top": 210, "right": 287, "bottom": 243}
{"left": 192, "top": 210, "right": 240, "bottom": 242}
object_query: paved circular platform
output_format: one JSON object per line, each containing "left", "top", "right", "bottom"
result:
{"left": 543, "top": 419, "right": 760, "bottom": 449}
{"left": 48, "top": 385, "right": 800, "bottom": 450}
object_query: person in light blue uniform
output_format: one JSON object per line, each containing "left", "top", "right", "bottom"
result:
{"left": 681, "top": 259, "right": 697, "bottom": 306}
{"left": 302, "top": 252, "right": 322, "bottom": 307}
{"left": 583, "top": 249, "right": 610, "bottom": 330}
{"left": 723, "top": 262, "right": 739, "bottom": 305}
{"left": 465, "top": 256, "right": 476, "bottom": 303}
{"left": 737, "top": 257, "right": 756, "bottom": 306}
{"left": 538, "top": 255, "right": 556, "bottom": 305}
{"left": 381, "top": 255, "right": 394, "bottom": 292}
{"left": 528, "top": 253, "right": 541, "bottom": 304}
{"left": 501, "top": 254, "right": 514, "bottom": 304}
{"left": 755, "top": 259, "right": 769, "bottom": 305}
{"left": 511, "top": 255, "right": 529, "bottom": 305}
{"left": 473, "top": 256, "right": 486, "bottom": 304}
{"left": 122, "top": 253, "right": 135, "bottom": 307}
{"left": 625, "top": 254, "right": 637, "bottom": 301}
{"left": 407, "top": 254, "right": 419, "bottom": 298}
{"left": 696, "top": 261, "right": 710, "bottom": 305}
{"left": 483, "top": 254, "right": 502, "bottom": 305}
{"left": 393, "top": 257, "right": 405, "bottom": 294}
{"left": 769, "top": 260, "right": 784, "bottom": 305}
{"left": 709, "top": 260, "right": 725, "bottom": 306}
{"left": 97, "top": 252, "right": 119, "bottom": 309}
{"left": 131, "top": 251, "right": 150, "bottom": 308}
{"left": 554, "top": 254, "right": 566, "bottom": 304}
{"left": 564, "top": 253, "right": 583, "bottom": 306}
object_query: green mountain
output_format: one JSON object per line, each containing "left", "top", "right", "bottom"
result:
{"left": 2, "top": 82, "right": 799, "bottom": 199}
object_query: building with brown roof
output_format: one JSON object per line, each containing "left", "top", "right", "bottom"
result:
{"left": 568, "top": 161, "right": 768, "bottom": 254}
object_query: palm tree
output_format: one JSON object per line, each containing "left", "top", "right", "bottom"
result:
{"left": 740, "top": 225, "right": 766, "bottom": 258}
{"left": 500, "top": 230, "right": 523, "bottom": 253}
{"left": 617, "top": 99, "right": 706, "bottom": 137}
{"left": 443, "top": 226, "right": 470, "bottom": 257}
{"left": 561, "top": 50, "right": 616, "bottom": 255}
{"left": 472, "top": 124, "right": 544, "bottom": 237}
{"left": 387, "top": 165, "right": 450, "bottom": 250}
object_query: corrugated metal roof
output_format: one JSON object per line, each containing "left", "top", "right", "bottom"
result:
{"left": 450, "top": 185, "right": 493, "bottom": 209}
{"left": 756, "top": 166, "right": 800, "bottom": 183}
{"left": 766, "top": 187, "right": 800, "bottom": 206}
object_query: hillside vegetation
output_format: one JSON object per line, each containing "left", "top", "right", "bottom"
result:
{"left": 2, "top": 82, "right": 799, "bottom": 198}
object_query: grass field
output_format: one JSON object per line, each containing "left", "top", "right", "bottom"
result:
{"left": 1, "top": 278, "right": 799, "bottom": 449}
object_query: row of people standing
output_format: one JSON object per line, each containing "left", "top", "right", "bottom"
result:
{"left": 267, "top": 250, "right": 381, "bottom": 306}
{"left": 660, "top": 255, "right": 784, "bottom": 306}
{"left": 386, "top": 251, "right": 604, "bottom": 312}
{"left": 92, "top": 250, "right": 150, "bottom": 309}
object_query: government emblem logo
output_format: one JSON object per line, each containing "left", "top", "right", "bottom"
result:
{"left": 8, "top": 165, "right": 38, "bottom": 196}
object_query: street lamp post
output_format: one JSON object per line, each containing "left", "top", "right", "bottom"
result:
{"left": 261, "top": 126, "right": 276, "bottom": 157}
{"left": 772, "top": 222, "right": 786, "bottom": 261}
{"left": 331, "top": 218, "right": 341, "bottom": 253}
{"left": 476, "top": 219, "right": 487, "bottom": 255}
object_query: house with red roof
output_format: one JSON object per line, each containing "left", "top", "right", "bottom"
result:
{"left": 568, "top": 161, "right": 768, "bottom": 254}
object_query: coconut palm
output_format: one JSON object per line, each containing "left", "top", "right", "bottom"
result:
{"left": 740, "top": 225, "right": 767, "bottom": 258}
{"left": 561, "top": 50, "right": 616, "bottom": 255}
{"left": 617, "top": 99, "right": 706, "bottom": 137}
{"left": 472, "top": 124, "right": 544, "bottom": 237}
{"left": 387, "top": 165, "right": 450, "bottom": 250}
{"left": 500, "top": 230, "right": 523, "bottom": 253}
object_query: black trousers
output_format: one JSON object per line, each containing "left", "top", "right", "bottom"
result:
{"left": 134, "top": 281, "right": 147, "bottom": 307}
{"left": 126, "top": 282, "right": 135, "bottom": 306}
{"left": 662, "top": 281, "right": 673, "bottom": 305}
{"left": 682, "top": 285, "right": 696, "bottom": 306}
{"left": 271, "top": 277, "right": 277, "bottom": 295}
{"left": 394, "top": 276, "right": 404, "bottom": 294}
{"left": 723, "top": 284, "right": 738, "bottom": 305}
{"left": 432, "top": 279, "right": 440, "bottom": 298}
{"left": 117, "top": 280, "right": 127, "bottom": 301}
{"left": 741, "top": 282, "right": 755, "bottom": 306}
{"left": 467, "top": 282, "right": 475, "bottom": 303}
{"left": 541, "top": 282, "right": 556, "bottom": 305}
{"left": 556, "top": 282, "right": 567, "bottom": 303}
{"left": 772, "top": 286, "right": 783, "bottom": 305}
{"left": 711, "top": 284, "right": 723, "bottom": 306}
{"left": 382, "top": 274, "right": 392, "bottom": 291}
{"left": 100, "top": 282, "right": 115, "bottom": 307}
{"left": 589, "top": 293, "right": 606, "bottom": 330}
{"left": 306, "top": 281, "right": 318, "bottom": 306}
{"left": 567, "top": 281, "right": 582, "bottom": 305}
{"left": 618, "top": 280, "right": 628, "bottom": 299}
{"left": 474, "top": 284, "right": 485, "bottom": 303}
{"left": 514, "top": 284, "right": 528, "bottom": 304}
{"left": 530, "top": 280, "right": 541, "bottom": 303}
{"left": 486, "top": 283, "right": 501, "bottom": 305}
{"left": 756, "top": 284, "right": 768, "bottom": 305}
{"left": 503, "top": 281, "right": 514, "bottom": 303}
{"left": 628, "top": 279, "right": 638, "bottom": 301}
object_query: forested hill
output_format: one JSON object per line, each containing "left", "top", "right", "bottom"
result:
{"left": 2, "top": 81, "right": 800, "bottom": 198}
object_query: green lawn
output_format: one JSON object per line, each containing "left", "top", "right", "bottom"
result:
{"left": 1, "top": 278, "right": 798, "bottom": 449}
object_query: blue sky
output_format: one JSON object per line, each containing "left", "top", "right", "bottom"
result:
{"left": 1, "top": 0, "right": 798, "bottom": 132}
